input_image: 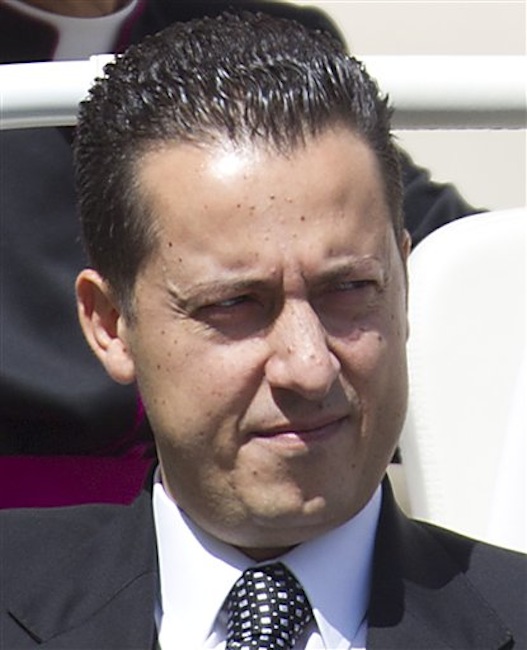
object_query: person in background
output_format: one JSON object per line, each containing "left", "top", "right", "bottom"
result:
{"left": 1, "top": 14, "right": 523, "bottom": 648}
{"left": 0, "top": 0, "right": 478, "bottom": 458}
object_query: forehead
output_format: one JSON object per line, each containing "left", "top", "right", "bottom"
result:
{"left": 135, "top": 128, "right": 395, "bottom": 280}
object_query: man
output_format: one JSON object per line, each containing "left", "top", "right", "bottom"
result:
{"left": 1, "top": 12, "right": 524, "bottom": 649}
{"left": 0, "top": 0, "right": 478, "bottom": 460}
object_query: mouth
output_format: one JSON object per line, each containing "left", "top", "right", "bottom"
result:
{"left": 251, "top": 415, "right": 349, "bottom": 446}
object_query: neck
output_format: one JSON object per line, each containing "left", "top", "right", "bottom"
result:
{"left": 17, "top": 0, "right": 129, "bottom": 17}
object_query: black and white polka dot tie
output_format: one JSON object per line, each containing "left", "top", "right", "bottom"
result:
{"left": 225, "top": 562, "right": 313, "bottom": 650}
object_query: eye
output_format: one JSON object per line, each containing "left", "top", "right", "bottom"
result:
{"left": 196, "top": 294, "right": 255, "bottom": 319}
{"left": 194, "top": 294, "right": 271, "bottom": 340}
{"left": 313, "top": 278, "right": 380, "bottom": 328}
{"left": 334, "top": 279, "right": 376, "bottom": 292}
{"left": 212, "top": 295, "right": 252, "bottom": 309}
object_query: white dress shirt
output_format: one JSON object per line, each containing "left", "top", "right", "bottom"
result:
{"left": 153, "top": 475, "right": 381, "bottom": 649}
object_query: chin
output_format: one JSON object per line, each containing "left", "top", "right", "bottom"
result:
{"left": 241, "top": 494, "right": 340, "bottom": 544}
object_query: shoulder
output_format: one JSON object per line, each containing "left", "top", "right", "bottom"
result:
{"left": 0, "top": 500, "right": 141, "bottom": 586}
{"left": 421, "top": 519, "right": 526, "bottom": 585}
{"left": 374, "top": 483, "right": 526, "bottom": 646}
{"left": 1, "top": 502, "right": 126, "bottom": 557}
{"left": 418, "top": 520, "right": 527, "bottom": 634}
{"left": 1, "top": 490, "right": 156, "bottom": 594}
{"left": 1, "top": 492, "right": 157, "bottom": 646}
{"left": 1, "top": 500, "right": 126, "bottom": 530}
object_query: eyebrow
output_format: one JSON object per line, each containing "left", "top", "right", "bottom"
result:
{"left": 166, "top": 255, "right": 386, "bottom": 308}
{"left": 166, "top": 277, "right": 273, "bottom": 310}
{"left": 311, "top": 256, "right": 385, "bottom": 284}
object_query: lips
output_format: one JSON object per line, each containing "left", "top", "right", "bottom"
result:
{"left": 251, "top": 415, "right": 348, "bottom": 443}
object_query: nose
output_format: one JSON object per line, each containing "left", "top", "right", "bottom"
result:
{"left": 264, "top": 300, "right": 341, "bottom": 401}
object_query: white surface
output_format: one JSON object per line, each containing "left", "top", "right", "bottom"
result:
{"left": 0, "top": 55, "right": 113, "bottom": 129}
{"left": 400, "top": 208, "right": 527, "bottom": 552}
{"left": 1, "top": 55, "right": 525, "bottom": 130}
{"left": 364, "top": 55, "right": 526, "bottom": 129}
{"left": 2, "top": 0, "right": 526, "bottom": 210}
{"left": 296, "top": 1, "right": 526, "bottom": 56}
{"left": 394, "top": 129, "right": 526, "bottom": 211}
{"left": 299, "top": 0, "right": 526, "bottom": 214}
{"left": 488, "top": 356, "right": 527, "bottom": 551}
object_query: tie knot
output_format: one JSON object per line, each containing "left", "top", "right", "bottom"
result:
{"left": 225, "top": 562, "right": 313, "bottom": 650}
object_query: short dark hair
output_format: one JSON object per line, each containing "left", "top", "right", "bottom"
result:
{"left": 75, "top": 11, "right": 402, "bottom": 318}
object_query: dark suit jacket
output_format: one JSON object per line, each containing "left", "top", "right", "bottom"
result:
{"left": 0, "top": 0, "right": 480, "bottom": 455}
{"left": 1, "top": 479, "right": 525, "bottom": 649}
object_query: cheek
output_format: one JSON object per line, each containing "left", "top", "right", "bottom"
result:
{"left": 360, "top": 317, "right": 408, "bottom": 431}
{"left": 338, "top": 324, "right": 392, "bottom": 377}
{"left": 337, "top": 307, "right": 408, "bottom": 413}
{"left": 133, "top": 331, "right": 266, "bottom": 431}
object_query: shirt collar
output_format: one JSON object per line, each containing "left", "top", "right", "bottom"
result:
{"left": 153, "top": 476, "right": 251, "bottom": 649}
{"left": 282, "top": 488, "right": 381, "bottom": 648}
{"left": 153, "top": 472, "right": 381, "bottom": 649}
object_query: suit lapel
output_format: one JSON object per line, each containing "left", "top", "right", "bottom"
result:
{"left": 367, "top": 481, "right": 512, "bottom": 649}
{"left": 8, "top": 489, "right": 158, "bottom": 649}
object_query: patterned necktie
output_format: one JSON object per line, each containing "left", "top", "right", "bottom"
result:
{"left": 225, "top": 562, "right": 313, "bottom": 650}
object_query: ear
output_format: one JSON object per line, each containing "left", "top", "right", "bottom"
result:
{"left": 400, "top": 229, "right": 412, "bottom": 340}
{"left": 76, "top": 269, "right": 136, "bottom": 385}
{"left": 400, "top": 228, "right": 412, "bottom": 261}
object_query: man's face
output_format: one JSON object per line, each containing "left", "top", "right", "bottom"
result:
{"left": 115, "top": 127, "right": 409, "bottom": 557}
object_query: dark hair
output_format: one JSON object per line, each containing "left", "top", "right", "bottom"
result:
{"left": 75, "top": 11, "right": 402, "bottom": 318}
